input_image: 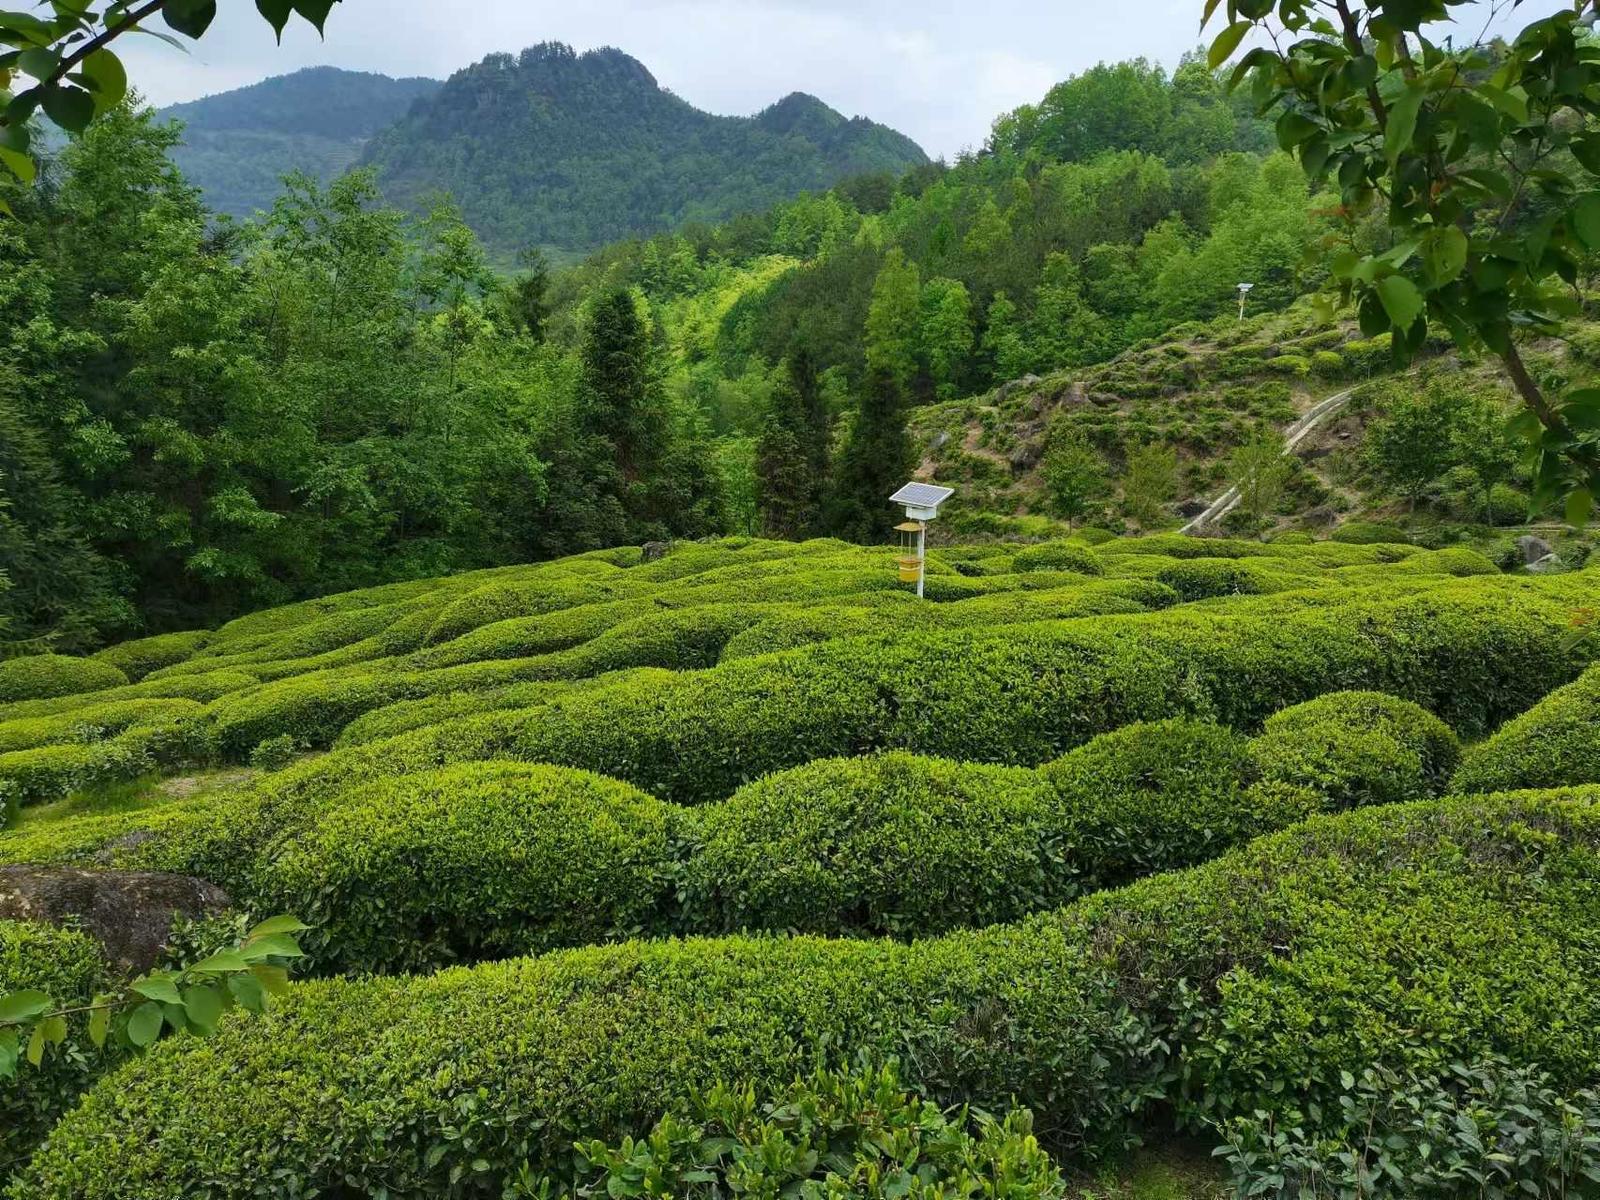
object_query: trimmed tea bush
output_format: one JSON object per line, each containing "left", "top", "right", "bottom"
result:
{"left": 0, "top": 921, "right": 112, "bottom": 1179}
{"left": 1453, "top": 664, "right": 1600, "bottom": 795}
{"left": 90, "top": 631, "right": 210, "bottom": 682}
{"left": 1250, "top": 691, "right": 1461, "bottom": 807}
{"left": 0, "top": 700, "right": 204, "bottom": 756}
{"left": 683, "top": 754, "right": 1058, "bottom": 935}
{"left": 21, "top": 789, "right": 1600, "bottom": 1199}
{"left": 260, "top": 763, "right": 679, "bottom": 974}
{"left": 0, "top": 657, "right": 126, "bottom": 705}
{"left": 1011, "top": 542, "right": 1105, "bottom": 575}
{"left": 576, "top": 1064, "right": 1065, "bottom": 1200}
{"left": 1331, "top": 521, "right": 1409, "bottom": 545}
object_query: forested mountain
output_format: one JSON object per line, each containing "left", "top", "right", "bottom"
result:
{"left": 359, "top": 43, "right": 929, "bottom": 253}
{"left": 159, "top": 67, "right": 441, "bottom": 218}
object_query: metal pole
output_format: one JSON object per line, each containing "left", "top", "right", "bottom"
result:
{"left": 916, "top": 523, "right": 926, "bottom": 599}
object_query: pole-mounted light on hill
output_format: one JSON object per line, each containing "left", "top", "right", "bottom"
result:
{"left": 1236, "top": 282, "right": 1254, "bottom": 322}
{"left": 889, "top": 483, "right": 953, "bottom": 599}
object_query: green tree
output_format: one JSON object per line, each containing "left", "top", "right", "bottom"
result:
{"left": 920, "top": 277, "right": 973, "bottom": 401}
{"left": 1363, "top": 386, "right": 1468, "bottom": 507}
{"left": 981, "top": 292, "right": 1033, "bottom": 383}
{"left": 827, "top": 367, "right": 912, "bottom": 543}
{"left": 1210, "top": 0, "right": 1600, "bottom": 518}
{"left": 755, "top": 349, "right": 829, "bottom": 539}
{"left": 864, "top": 249, "right": 921, "bottom": 389}
{"left": 1231, "top": 431, "right": 1292, "bottom": 530}
{"left": 1122, "top": 443, "right": 1180, "bottom": 527}
{"left": 1040, "top": 424, "right": 1107, "bottom": 527}
{"left": 1451, "top": 396, "right": 1520, "bottom": 524}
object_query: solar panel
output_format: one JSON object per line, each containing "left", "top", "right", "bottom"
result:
{"left": 889, "top": 482, "right": 954, "bottom": 508}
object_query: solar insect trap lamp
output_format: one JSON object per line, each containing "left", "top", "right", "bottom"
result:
{"left": 1236, "top": 281, "right": 1254, "bottom": 321}
{"left": 889, "top": 482, "right": 954, "bottom": 598}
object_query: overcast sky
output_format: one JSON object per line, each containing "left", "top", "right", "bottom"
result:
{"left": 125, "top": 0, "right": 1568, "bottom": 160}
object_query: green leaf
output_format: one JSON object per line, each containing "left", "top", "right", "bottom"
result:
{"left": 290, "top": 0, "right": 336, "bottom": 35}
{"left": 161, "top": 0, "right": 216, "bottom": 38}
{"left": 247, "top": 914, "right": 311, "bottom": 939}
{"left": 1385, "top": 84, "right": 1424, "bottom": 168}
{"left": 190, "top": 949, "right": 249, "bottom": 974}
{"left": 79, "top": 48, "right": 125, "bottom": 111}
{"left": 1375, "top": 274, "right": 1424, "bottom": 329}
{"left": 125, "top": 1001, "right": 163, "bottom": 1048}
{"left": 227, "top": 972, "right": 268, "bottom": 1014}
{"left": 241, "top": 932, "right": 305, "bottom": 961}
{"left": 15, "top": 45, "right": 57, "bottom": 80}
{"left": 1566, "top": 487, "right": 1593, "bottom": 527}
{"left": 249, "top": 964, "right": 290, "bottom": 996}
{"left": 87, "top": 1003, "right": 109, "bottom": 1048}
{"left": 40, "top": 82, "right": 93, "bottom": 132}
{"left": 25, "top": 1022, "right": 43, "bottom": 1066}
{"left": 130, "top": 974, "right": 184, "bottom": 1006}
{"left": 182, "top": 984, "right": 223, "bottom": 1032}
{"left": 1422, "top": 226, "right": 1468, "bottom": 287}
{"left": 0, "top": 1028, "right": 16, "bottom": 1078}
{"left": 1571, "top": 132, "right": 1600, "bottom": 175}
{"left": 255, "top": 0, "right": 292, "bottom": 38}
{"left": 39, "top": 1013, "right": 66, "bottom": 1047}
{"left": 0, "top": 990, "right": 51, "bottom": 1024}
{"left": 1208, "top": 21, "right": 1251, "bottom": 70}
{"left": 1573, "top": 193, "right": 1600, "bottom": 251}
{"left": 1563, "top": 388, "right": 1600, "bottom": 431}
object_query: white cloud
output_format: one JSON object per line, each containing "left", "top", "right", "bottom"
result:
{"left": 118, "top": 0, "right": 1573, "bottom": 160}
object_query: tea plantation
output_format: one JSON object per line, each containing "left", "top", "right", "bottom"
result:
{"left": 2, "top": 534, "right": 1599, "bottom": 1197}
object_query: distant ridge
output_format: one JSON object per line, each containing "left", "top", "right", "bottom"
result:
{"left": 358, "top": 43, "right": 928, "bottom": 253}
{"left": 160, "top": 67, "right": 441, "bottom": 218}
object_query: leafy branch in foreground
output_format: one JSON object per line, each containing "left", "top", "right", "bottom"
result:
{"left": 1206, "top": 0, "right": 1600, "bottom": 520}
{"left": 0, "top": 0, "right": 339, "bottom": 194}
{"left": 0, "top": 914, "right": 309, "bottom": 1078}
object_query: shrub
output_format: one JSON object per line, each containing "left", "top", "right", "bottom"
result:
{"left": 0, "top": 656, "right": 127, "bottom": 705}
{"left": 1250, "top": 691, "right": 1461, "bottom": 808}
{"left": 575, "top": 1064, "right": 1065, "bottom": 1200}
{"left": 247, "top": 735, "right": 301, "bottom": 773}
{"left": 1453, "top": 664, "right": 1600, "bottom": 794}
{"left": 90, "top": 631, "right": 210, "bottom": 683}
{"left": 683, "top": 754, "right": 1058, "bottom": 936}
{"left": 0, "top": 700, "right": 203, "bottom": 756}
{"left": 1154, "top": 560, "right": 1269, "bottom": 602}
{"left": 1310, "top": 349, "right": 1346, "bottom": 378}
{"left": 23, "top": 789, "right": 1600, "bottom": 1199}
{"left": 257, "top": 763, "right": 679, "bottom": 974}
{"left": 0, "top": 921, "right": 113, "bottom": 1178}
{"left": 215, "top": 583, "right": 1586, "bottom": 811}
{"left": 1330, "top": 521, "right": 1409, "bottom": 545}
{"left": 1215, "top": 1057, "right": 1600, "bottom": 1200}
{"left": 1010, "top": 542, "right": 1105, "bottom": 575}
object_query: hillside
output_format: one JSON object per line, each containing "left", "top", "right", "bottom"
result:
{"left": 2, "top": 535, "right": 1599, "bottom": 1195}
{"left": 359, "top": 42, "right": 929, "bottom": 253}
{"left": 159, "top": 67, "right": 441, "bottom": 218}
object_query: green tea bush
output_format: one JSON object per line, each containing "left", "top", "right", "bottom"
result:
{"left": 0, "top": 700, "right": 204, "bottom": 755}
{"left": 575, "top": 1064, "right": 1065, "bottom": 1200}
{"left": 1453, "top": 664, "right": 1600, "bottom": 794}
{"left": 247, "top": 734, "right": 301, "bottom": 773}
{"left": 23, "top": 790, "right": 1600, "bottom": 1200}
{"left": 1310, "top": 349, "right": 1346, "bottom": 378}
{"left": 682, "top": 754, "right": 1058, "bottom": 936}
{"left": 209, "top": 584, "right": 1584, "bottom": 810}
{"left": 1330, "top": 521, "right": 1409, "bottom": 545}
{"left": 0, "top": 657, "right": 126, "bottom": 705}
{"left": 260, "top": 763, "right": 679, "bottom": 974}
{"left": 403, "top": 599, "right": 654, "bottom": 670}
{"left": 424, "top": 576, "right": 633, "bottom": 646}
{"left": 1215, "top": 1058, "right": 1600, "bottom": 1200}
{"left": 0, "top": 670, "right": 257, "bottom": 724}
{"left": 1153, "top": 560, "right": 1270, "bottom": 601}
{"left": 0, "top": 921, "right": 112, "bottom": 1179}
{"left": 1249, "top": 691, "right": 1461, "bottom": 808}
{"left": 1010, "top": 542, "right": 1105, "bottom": 575}
{"left": 90, "top": 631, "right": 210, "bottom": 682}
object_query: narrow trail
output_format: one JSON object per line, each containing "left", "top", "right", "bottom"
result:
{"left": 1180, "top": 385, "right": 1358, "bottom": 535}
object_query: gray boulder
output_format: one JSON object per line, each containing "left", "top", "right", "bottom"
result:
{"left": 1526, "top": 553, "right": 1566, "bottom": 575}
{"left": 0, "top": 866, "right": 230, "bottom": 974}
{"left": 1516, "top": 534, "right": 1554, "bottom": 564}
{"left": 640, "top": 541, "right": 672, "bottom": 563}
